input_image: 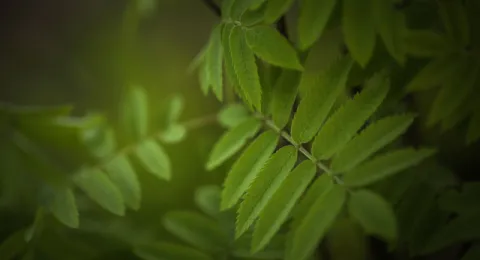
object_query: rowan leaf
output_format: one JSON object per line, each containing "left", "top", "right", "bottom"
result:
{"left": 134, "top": 242, "right": 214, "bottom": 260}
{"left": 271, "top": 70, "right": 301, "bottom": 128}
{"left": 343, "top": 0, "right": 376, "bottom": 67}
{"left": 206, "top": 24, "right": 224, "bottom": 101}
{"left": 162, "top": 211, "right": 229, "bottom": 252}
{"left": 45, "top": 186, "right": 79, "bottom": 228}
{"left": 104, "top": 154, "right": 141, "bottom": 210}
{"left": 265, "top": 0, "right": 295, "bottom": 23}
{"left": 236, "top": 145, "right": 297, "bottom": 238}
{"left": 206, "top": 118, "right": 261, "bottom": 170}
{"left": 218, "top": 103, "right": 250, "bottom": 128}
{"left": 404, "top": 30, "right": 451, "bottom": 58}
{"left": 343, "top": 148, "right": 436, "bottom": 187}
{"left": 135, "top": 138, "right": 171, "bottom": 180}
{"left": 348, "top": 189, "right": 397, "bottom": 242}
{"left": 331, "top": 114, "right": 415, "bottom": 173}
{"left": 222, "top": 23, "right": 241, "bottom": 93}
{"left": 158, "top": 124, "right": 187, "bottom": 144}
{"left": 73, "top": 168, "right": 125, "bottom": 216}
{"left": 245, "top": 26, "right": 303, "bottom": 70}
{"left": 221, "top": 130, "right": 279, "bottom": 210}
{"left": 297, "top": 0, "right": 338, "bottom": 50}
{"left": 252, "top": 160, "right": 316, "bottom": 253}
{"left": 194, "top": 185, "right": 222, "bottom": 218}
{"left": 121, "top": 86, "right": 149, "bottom": 140}
{"left": 230, "top": 26, "right": 262, "bottom": 110}
{"left": 291, "top": 57, "right": 354, "bottom": 143}
{"left": 286, "top": 180, "right": 346, "bottom": 260}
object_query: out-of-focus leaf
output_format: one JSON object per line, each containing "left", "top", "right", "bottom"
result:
{"left": 135, "top": 138, "right": 171, "bottom": 181}
{"left": 44, "top": 186, "right": 79, "bottom": 228}
{"left": 104, "top": 154, "right": 141, "bottom": 210}
{"left": 0, "top": 229, "right": 27, "bottom": 260}
{"left": 217, "top": 103, "right": 250, "bottom": 128}
{"left": 158, "top": 124, "right": 187, "bottom": 144}
{"left": 121, "top": 86, "right": 149, "bottom": 140}
{"left": 134, "top": 242, "right": 214, "bottom": 260}
{"left": 327, "top": 218, "right": 367, "bottom": 260}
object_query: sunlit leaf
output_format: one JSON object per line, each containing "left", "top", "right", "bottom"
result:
{"left": 206, "top": 118, "right": 261, "bottom": 170}
{"left": 348, "top": 189, "right": 397, "bottom": 242}
{"left": 221, "top": 130, "right": 279, "bottom": 210}
{"left": 135, "top": 138, "right": 171, "bottom": 180}
{"left": 344, "top": 148, "right": 436, "bottom": 187}
{"left": 237, "top": 145, "right": 297, "bottom": 237}
{"left": 297, "top": 0, "right": 338, "bottom": 50}
{"left": 73, "top": 168, "right": 125, "bottom": 216}
{"left": 104, "top": 154, "right": 141, "bottom": 210}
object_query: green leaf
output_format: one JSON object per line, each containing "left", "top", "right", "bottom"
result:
{"left": 0, "top": 229, "right": 27, "bottom": 260}
{"left": 249, "top": 0, "right": 266, "bottom": 10}
{"left": 206, "top": 118, "right": 261, "bottom": 170}
{"left": 135, "top": 138, "right": 171, "bottom": 180}
{"left": 236, "top": 145, "right": 297, "bottom": 237}
{"left": 45, "top": 186, "right": 79, "bottom": 228}
{"left": 327, "top": 218, "right": 367, "bottom": 260}
{"left": 230, "top": 26, "right": 263, "bottom": 110}
{"left": 221, "top": 130, "right": 279, "bottom": 210}
{"left": 158, "top": 124, "right": 187, "bottom": 144}
{"left": 297, "top": 0, "right": 338, "bottom": 50}
{"left": 218, "top": 103, "right": 250, "bottom": 128}
{"left": 265, "top": 0, "right": 295, "bottom": 23}
{"left": 230, "top": 0, "right": 265, "bottom": 20}
{"left": 73, "top": 168, "right": 125, "bottom": 216}
{"left": 312, "top": 73, "right": 389, "bottom": 159}
{"left": 438, "top": 182, "right": 480, "bottom": 216}
{"left": 467, "top": 110, "right": 480, "bottom": 144}
{"left": 270, "top": 70, "right": 300, "bottom": 128}
{"left": 82, "top": 126, "right": 116, "bottom": 159}
{"left": 206, "top": 24, "right": 224, "bottom": 101}
{"left": 348, "top": 189, "right": 397, "bottom": 242}
{"left": 222, "top": 0, "right": 236, "bottom": 19}
{"left": 462, "top": 243, "right": 480, "bottom": 260}
{"left": 286, "top": 179, "right": 346, "bottom": 260}
{"left": 343, "top": 148, "right": 436, "bottom": 187}
{"left": 252, "top": 160, "right": 316, "bottom": 253}
{"left": 134, "top": 242, "right": 214, "bottom": 260}
{"left": 25, "top": 208, "right": 44, "bottom": 243}
{"left": 188, "top": 46, "right": 207, "bottom": 74}
{"left": 342, "top": 0, "right": 376, "bottom": 67}
{"left": 162, "top": 210, "right": 229, "bottom": 252}
{"left": 245, "top": 26, "right": 303, "bottom": 70}
{"left": 195, "top": 185, "right": 222, "bottom": 218}
{"left": 405, "top": 54, "right": 463, "bottom": 92}
{"left": 291, "top": 57, "right": 354, "bottom": 143}
{"left": 199, "top": 62, "right": 211, "bottom": 95}
{"left": 222, "top": 23, "right": 241, "bottom": 91}
{"left": 242, "top": 4, "right": 267, "bottom": 26}
{"left": 438, "top": 0, "right": 470, "bottom": 46}
{"left": 428, "top": 57, "right": 478, "bottom": 125}
{"left": 164, "top": 94, "right": 185, "bottom": 125}
{"left": 104, "top": 154, "right": 141, "bottom": 210}
{"left": 121, "top": 86, "right": 149, "bottom": 140}
{"left": 372, "top": 0, "right": 406, "bottom": 64}
{"left": 422, "top": 213, "right": 480, "bottom": 254}
{"left": 404, "top": 30, "right": 451, "bottom": 58}
{"left": 233, "top": 234, "right": 285, "bottom": 259}
{"left": 331, "top": 114, "right": 415, "bottom": 173}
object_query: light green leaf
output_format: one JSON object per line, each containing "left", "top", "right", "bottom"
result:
{"left": 286, "top": 180, "right": 346, "bottom": 260}
{"left": 236, "top": 145, "right": 297, "bottom": 237}
{"left": 188, "top": 45, "right": 207, "bottom": 74}
{"left": 343, "top": 0, "right": 376, "bottom": 67}
{"left": 104, "top": 154, "right": 141, "bottom": 210}
{"left": 81, "top": 126, "right": 116, "bottom": 159}
{"left": 218, "top": 103, "right": 250, "bottom": 128}
{"left": 245, "top": 26, "right": 303, "bottom": 70}
{"left": 162, "top": 210, "right": 229, "bottom": 252}
{"left": 134, "top": 242, "right": 214, "bottom": 260}
{"left": 331, "top": 114, "right": 415, "bottom": 173}
{"left": 297, "top": 0, "right": 338, "bottom": 50}
{"left": 222, "top": 23, "right": 241, "bottom": 91}
{"left": 164, "top": 94, "right": 184, "bottom": 124}
{"left": 428, "top": 57, "right": 478, "bottom": 126}
{"left": 221, "top": 130, "right": 279, "bottom": 210}
{"left": 199, "top": 62, "right": 211, "bottom": 95}
{"left": 291, "top": 57, "right": 353, "bottom": 143}
{"left": 348, "top": 189, "right": 397, "bottom": 242}
{"left": 121, "top": 86, "right": 149, "bottom": 140}
{"left": 265, "top": 0, "right": 295, "bottom": 23}
{"left": 438, "top": 0, "right": 470, "bottom": 47}
{"left": 46, "top": 186, "right": 79, "bottom": 228}
{"left": 0, "top": 229, "right": 27, "bottom": 260}
{"left": 405, "top": 54, "right": 463, "bottom": 92}
{"left": 404, "top": 30, "right": 451, "bottom": 58}
{"left": 158, "top": 124, "right": 187, "bottom": 144}
{"left": 230, "top": 26, "right": 263, "bottom": 110}
{"left": 252, "top": 160, "right": 316, "bottom": 253}
{"left": 422, "top": 213, "right": 480, "bottom": 254}
{"left": 372, "top": 0, "right": 406, "bottom": 64}
{"left": 195, "top": 185, "right": 222, "bottom": 218}
{"left": 467, "top": 110, "right": 480, "bottom": 144}
{"left": 231, "top": 0, "right": 265, "bottom": 20}
{"left": 206, "top": 118, "right": 261, "bottom": 170}
{"left": 73, "top": 168, "right": 125, "bottom": 216}
{"left": 271, "top": 70, "right": 301, "bottom": 129}
{"left": 242, "top": 4, "right": 267, "bottom": 26}
{"left": 343, "top": 148, "right": 436, "bottom": 187}
{"left": 462, "top": 243, "right": 480, "bottom": 260}
{"left": 135, "top": 138, "right": 171, "bottom": 180}
{"left": 327, "top": 218, "right": 367, "bottom": 260}
{"left": 312, "top": 73, "right": 389, "bottom": 160}
{"left": 206, "top": 24, "right": 224, "bottom": 101}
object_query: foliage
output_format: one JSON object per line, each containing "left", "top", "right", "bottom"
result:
{"left": 1, "top": 0, "right": 480, "bottom": 259}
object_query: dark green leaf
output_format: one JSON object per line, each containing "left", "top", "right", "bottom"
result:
{"left": 438, "top": 182, "right": 480, "bottom": 216}
{"left": 206, "top": 24, "right": 224, "bottom": 101}
{"left": 45, "top": 186, "right": 79, "bottom": 228}
{"left": 271, "top": 70, "right": 301, "bottom": 129}
{"left": 327, "top": 218, "right": 367, "bottom": 260}
{"left": 134, "top": 242, "right": 214, "bottom": 260}
{"left": 265, "top": 0, "right": 295, "bottom": 23}
{"left": 135, "top": 138, "right": 171, "bottom": 180}
{"left": 0, "top": 229, "right": 27, "bottom": 260}
{"left": 438, "top": 0, "right": 470, "bottom": 46}
{"left": 297, "top": 0, "right": 338, "bottom": 50}
{"left": 404, "top": 30, "right": 451, "bottom": 57}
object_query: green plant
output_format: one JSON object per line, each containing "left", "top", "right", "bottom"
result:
{"left": 1, "top": 0, "right": 480, "bottom": 259}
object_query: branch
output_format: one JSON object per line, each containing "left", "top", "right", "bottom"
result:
{"left": 201, "top": 0, "right": 222, "bottom": 17}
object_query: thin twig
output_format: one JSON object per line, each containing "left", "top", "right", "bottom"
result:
{"left": 201, "top": 0, "right": 222, "bottom": 17}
